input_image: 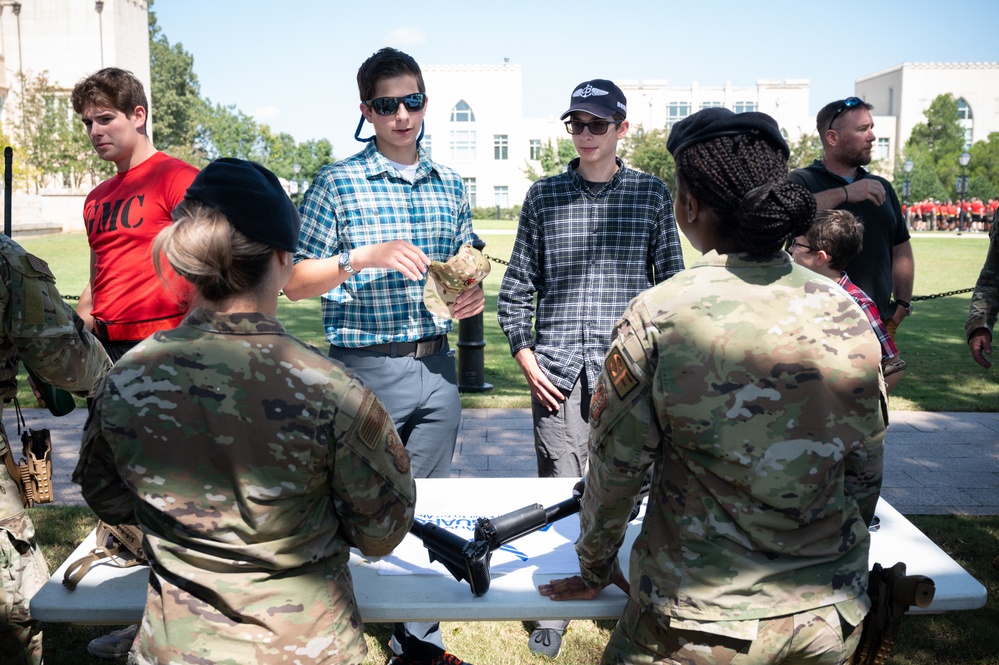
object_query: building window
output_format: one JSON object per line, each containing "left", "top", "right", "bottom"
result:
{"left": 450, "top": 130, "right": 476, "bottom": 161}
{"left": 494, "top": 186, "right": 509, "bottom": 208}
{"left": 958, "top": 98, "right": 974, "bottom": 149}
{"left": 734, "top": 101, "right": 757, "bottom": 113}
{"left": 957, "top": 98, "right": 973, "bottom": 120}
{"left": 700, "top": 101, "right": 723, "bottom": 110}
{"left": 666, "top": 102, "right": 690, "bottom": 129}
{"left": 529, "top": 139, "right": 542, "bottom": 160}
{"left": 877, "top": 137, "right": 890, "bottom": 161}
{"left": 463, "top": 178, "right": 477, "bottom": 208}
{"left": 450, "top": 100, "right": 476, "bottom": 123}
{"left": 494, "top": 134, "right": 509, "bottom": 160}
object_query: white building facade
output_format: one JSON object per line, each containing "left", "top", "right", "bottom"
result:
{"left": 855, "top": 62, "right": 999, "bottom": 168}
{"left": 0, "top": 0, "right": 149, "bottom": 234}
{"left": 423, "top": 64, "right": 815, "bottom": 209}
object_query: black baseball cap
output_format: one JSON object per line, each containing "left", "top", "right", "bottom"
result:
{"left": 560, "top": 79, "right": 627, "bottom": 120}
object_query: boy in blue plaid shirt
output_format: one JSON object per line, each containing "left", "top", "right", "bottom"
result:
{"left": 285, "top": 47, "right": 482, "bottom": 665}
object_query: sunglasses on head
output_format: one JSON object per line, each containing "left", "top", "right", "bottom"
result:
{"left": 365, "top": 93, "right": 427, "bottom": 116}
{"left": 564, "top": 119, "right": 622, "bottom": 136}
{"left": 827, "top": 97, "right": 864, "bottom": 131}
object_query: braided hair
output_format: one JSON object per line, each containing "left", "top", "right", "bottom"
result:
{"left": 675, "top": 135, "right": 815, "bottom": 256}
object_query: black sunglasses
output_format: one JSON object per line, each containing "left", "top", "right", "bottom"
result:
{"left": 827, "top": 97, "right": 864, "bottom": 131}
{"left": 564, "top": 119, "right": 622, "bottom": 136}
{"left": 365, "top": 93, "right": 427, "bottom": 116}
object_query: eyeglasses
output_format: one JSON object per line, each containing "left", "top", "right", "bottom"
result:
{"left": 827, "top": 97, "right": 864, "bottom": 131}
{"left": 788, "top": 241, "right": 819, "bottom": 254}
{"left": 564, "top": 119, "right": 622, "bottom": 136}
{"left": 365, "top": 93, "right": 427, "bottom": 116}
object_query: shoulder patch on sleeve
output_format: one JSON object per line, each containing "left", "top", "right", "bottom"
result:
{"left": 356, "top": 390, "right": 410, "bottom": 474}
{"left": 26, "top": 254, "right": 55, "bottom": 279}
{"left": 606, "top": 347, "right": 638, "bottom": 399}
{"left": 357, "top": 391, "right": 389, "bottom": 450}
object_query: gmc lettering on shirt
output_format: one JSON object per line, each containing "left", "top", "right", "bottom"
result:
{"left": 86, "top": 195, "right": 146, "bottom": 234}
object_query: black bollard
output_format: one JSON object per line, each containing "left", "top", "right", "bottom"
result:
{"left": 457, "top": 233, "right": 493, "bottom": 393}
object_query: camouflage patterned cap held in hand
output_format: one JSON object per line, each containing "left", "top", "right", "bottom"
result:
{"left": 184, "top": 158, "right": 301, "bottom": 252}
{"left": 423, "top": 244, "right": 490, "bottom": 319}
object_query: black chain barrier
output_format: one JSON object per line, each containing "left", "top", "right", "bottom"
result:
{"left": 56, "top": 253, "right": 972, "bottom": 303}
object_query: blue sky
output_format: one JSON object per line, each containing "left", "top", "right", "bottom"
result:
{"left": 153, "top": 0, "right": 999, "bottom": 160}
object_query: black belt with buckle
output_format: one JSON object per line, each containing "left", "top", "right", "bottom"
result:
{"left": 352, "top": 335, "right": 447, "bottom": 359}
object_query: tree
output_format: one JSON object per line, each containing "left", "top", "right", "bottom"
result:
{"left": 894, "top": 147, "right": 947, "bottom": 203}
{"left": 622, "top": 126, "right": 673, "bottom": 184}
{"left": 523, "top": 138, "right": 576, "bottom": 182}
{"left": 788, "top": 133, "right": 822, "bottom": 170}
{"left": 148, "top": 0, "right": 204, "bottom": 154}
{"left": 905, "top": 94, "right": 966, "bottom": 198}
{"left": 968, "top": 132, "right": 999, "bottom": 200}
{"left": 4, "top": 71, "right": 112, "bottom": 192}
{"left": 146, "top": 0, "right": 334, "bottom": 175}
{"left": 197, "top": 101, "right": 267, "bottom": 163}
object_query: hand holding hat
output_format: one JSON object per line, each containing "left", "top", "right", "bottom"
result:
{"left": 423, "top": 244, "right": 490, "bottom": 319}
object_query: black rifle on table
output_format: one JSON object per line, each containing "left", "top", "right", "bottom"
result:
{"left": 411, "top": 476, "right": 649, "bottom": 596}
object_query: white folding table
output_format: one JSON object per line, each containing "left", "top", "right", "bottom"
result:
{"left": 31, "top": 478, "right": 987, "bottom": 624}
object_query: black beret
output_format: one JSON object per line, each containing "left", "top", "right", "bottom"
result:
{"left": 184, "top": 158, "right": 301, "bottom": 253}
{"left": 666, "top": 108, "right": 789, "bottom": 160}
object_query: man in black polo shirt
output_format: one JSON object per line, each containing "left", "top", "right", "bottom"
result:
{"left": 789, "top": 97, "right": 914, "bottom": 339}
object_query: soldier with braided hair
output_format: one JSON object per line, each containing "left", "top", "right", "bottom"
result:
{"left": 539, "top": 108, "right": 887, "bottom": 664}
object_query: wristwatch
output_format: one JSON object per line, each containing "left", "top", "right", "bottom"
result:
{"left": 895, "top": 299, "right": 912, "bottom": 316}
{"left": 338, "top": 251, "right": 357, "bottom": 276}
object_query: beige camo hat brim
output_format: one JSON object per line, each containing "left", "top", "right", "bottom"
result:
{"left": 423, "top": 245, "right": 490, "bottom": 319}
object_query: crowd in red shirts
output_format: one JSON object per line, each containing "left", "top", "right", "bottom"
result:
{"left": 904, "top": 197, "right": 998, "bottom": 232}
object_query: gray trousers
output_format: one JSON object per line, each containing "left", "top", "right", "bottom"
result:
{"left": 531, "top": 373, "right": 590, "bottom": 479}
{"left": 532, "top": 373, "right": 589, "bottom": 635}
{"left": 328, "top": 344, "right": 460, "bottom": 655}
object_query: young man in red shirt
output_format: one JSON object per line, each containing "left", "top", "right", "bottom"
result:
{"left": 71, "top": 67, "right": 198, "bottom": 363}
{"left": 70, "top": 67, "right": 198, "bottom": 660}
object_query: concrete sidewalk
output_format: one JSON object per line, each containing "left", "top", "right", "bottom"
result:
{"left": 26, "top": 407, "right": 999, "bottom": 516}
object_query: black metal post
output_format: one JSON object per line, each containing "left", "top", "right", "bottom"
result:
{"left": 4, "top": 147, "right": 12, "bottom": 238}
{"left": 457, "top": 233, "right": 492, "bottom": 393}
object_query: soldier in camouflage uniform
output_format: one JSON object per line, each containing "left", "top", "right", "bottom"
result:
{"left": 74, "top": 159, "right": 416, "bottom": 665}
{"left": 966, "top": 212, "right": 999, "bottom": 369}
{"left": 540, "top": 109, "right": 887, "bottom": 664}
{"left": 0, "top": 235, "right": 110, "bottom": 665}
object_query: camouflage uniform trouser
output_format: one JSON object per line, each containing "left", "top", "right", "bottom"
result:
{"left": 601, "top": 600, "right": 863, "bottom": 665}
{"left": 0, "top": 509, "right": 49, "bottom": 665}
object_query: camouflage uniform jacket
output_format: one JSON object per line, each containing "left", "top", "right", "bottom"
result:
{"left": 74, "top": 308, "right": 416, "bottom": 664}
{"left": 579, "top": 250, "right": 887, "bottom": 639}
{"left": 965, "top": 222, "right": 999, "bottom": 341}
{"left": 0, "top": 235, "right": 111, "bottom": 525}
{"left": 0, "top": 235, "right": 109, "bottom": 665}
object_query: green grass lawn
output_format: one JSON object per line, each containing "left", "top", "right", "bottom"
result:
{"left": 20, "top": 228, "right": 995, "bottom": 411}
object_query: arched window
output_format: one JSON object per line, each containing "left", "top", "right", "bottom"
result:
{"left": 957, "top": 98, "right": 973, "bottom": 149}
{"left": 450, "top": 100, "right": 476, "bottom": 123}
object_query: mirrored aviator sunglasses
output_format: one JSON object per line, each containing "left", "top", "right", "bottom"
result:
{"left": 827, "top": 97, "right": 863, "bottom": 130}
{"left": 366, "top": 93, "right": 427, "bottom": 116}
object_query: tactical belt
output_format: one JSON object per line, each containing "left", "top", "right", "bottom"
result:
{"left": 93, "top": 313, "right": 186, "bottom": 342}
{"left": 337, "top": 335, "right": 447, "bottom": 359}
